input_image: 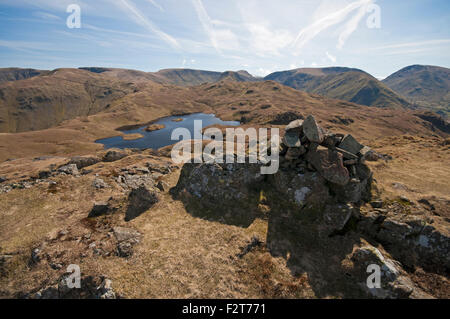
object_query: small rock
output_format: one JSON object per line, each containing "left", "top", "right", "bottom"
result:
{"left": 38, "top": 170, "right": 51, "bottom": 179}
{"left": 113, "top": 227, "right": 142, "bottom": 243}
{"left": 31, "top": 248, "right": 41, "bottom": 264}
{"left": 0, "top": 176, "right": 6, "bottom": 183}
{"left": 92, "top": 178, "right": 109, "bottom": 189}
{"left": 125, "top": 186, "right": 159, "bottom": 221}
{"left": 283, "top": 132, "right": 302, "bottom": 148}
{"left": 58, "top": 164, "right": 79, "bottom": 176}
{"left": 88, "top": 202, "right": 110, "bottom": 218}
{"left": 103, "top": 150, "right": 128, "bottom": 163}
{"left": 303, "top": 115, "right": 324, "bottom": 144}
{"left": 338, "top": 135, "right": 364, "bottom": 157}
{"left": 359, "top": 146, "right": 379, "bottom": 162}
{"left": 97, "top": 278, "right": 116, "bottom": 299}
{"left": 399, "top": 196, "right": 412, "bottom": 204}
{"left": 50, "top": 263, "right": 63, "bottom": 270}
{"left": 370, "top": 200, "right": 384, "bottom": 209}
{"left": 285, "top": 119, "right": 304, "bottom": 133}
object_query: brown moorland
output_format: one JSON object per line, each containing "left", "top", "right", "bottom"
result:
{"left": 0, "top": 69, "right": 449, "bottom": 299}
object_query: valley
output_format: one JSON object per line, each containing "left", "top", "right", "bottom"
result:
{"left": 0, "top": 65, "right": 448, "bottom": 300}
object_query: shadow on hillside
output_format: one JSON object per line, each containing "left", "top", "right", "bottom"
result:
{"left": 171, "top": 184, "right": 366, "bottom": 298}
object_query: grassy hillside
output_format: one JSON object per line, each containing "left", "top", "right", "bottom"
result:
{"left": 0, "top": 68, "right": 136, "bottom": 133}
{"left": 383, "top": 65, "right": 450, "bottom": 117}
{"left": 265, "top": 67, "right": 412, "bottom": 109}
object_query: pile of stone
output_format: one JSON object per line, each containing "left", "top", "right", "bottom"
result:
{"left": 280, "top": 115, "right": 377, "bottom": 189}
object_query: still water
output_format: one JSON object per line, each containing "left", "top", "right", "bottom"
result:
{"left": 96, "top": 113, "right": 240, "bottom": 150}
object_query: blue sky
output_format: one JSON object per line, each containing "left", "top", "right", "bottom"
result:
{"left": 0, "top": 0, "right": 449, "bottom": 78}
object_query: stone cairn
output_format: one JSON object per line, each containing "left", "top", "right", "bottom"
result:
{"left": 279, "top": 115, "right": 377, "bottom": 191}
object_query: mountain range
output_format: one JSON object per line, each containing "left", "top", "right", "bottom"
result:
{"left": 0, "top": 64, "right": 448, "bottom": 134}
{"left": 383, "top": 65, "right": 450, "bottom": 117}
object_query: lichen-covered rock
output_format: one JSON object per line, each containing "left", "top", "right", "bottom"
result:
{"left": 103, "top": 150, "right": 128, "bottom": 162}
{"left": 113, "top": 227, "right": 142, "bottom": 257}
{"left": 344, "top": 242, "right": 432, "bottom": 299}
{"left": 173, "top": 162, "right": 266, "bottom": 226}
{"left": 93, "top": 177, "right": 109, "bottom": 189}
{"left": 359, "top": 212, "right": 450, "bottom": 270}
{"left": 306, "top": 147, "right": 350, "bottom": 186}
{"left": 69, "top": 156, "right": 100, "bottom": 169}
{"left": 303, "top": 115, "right": 324, "bottom": 144}
{"left": 270, "top": 170, "right": 330, "bottom": 209}
{"left": 58, "top": 164, "right": 79, "bottom": 176}
{"left": 285, "top": 119, "right": 304, "bottom": 133}
{"left": 338, "top": 134, "right": 364, "bottom": 157}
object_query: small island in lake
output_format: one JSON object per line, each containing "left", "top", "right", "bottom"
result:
{"left": 145, "top": 124, "right": 166, "bottom": 132}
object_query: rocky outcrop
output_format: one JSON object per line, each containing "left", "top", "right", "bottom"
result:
{"left": 358, "top": 211, "right": 450, "bottom": 271}
{"left": 173, "top": 115, "right": 375, "bottom": 231}
{"left": 68, "top": 156, "right": 100, "bottom": 169}
{"left": 171, "top": 114, "right": 445, "bottom": 298}
{"left": 343, "top": 241, "right": 433, "bottom": 299}
{"left": 280, "top": 115, "right": 374, "bottom": 203}
{"left": 172, "top": 162, "right": 265, "bottom": 227}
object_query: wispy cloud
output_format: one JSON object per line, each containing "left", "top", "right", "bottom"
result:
{"left": 337, "top": 3, "right": 368, "bottom": 49}
{"left": 293, "top": 0, "right": 373, "bottom": 53}
{"left": 326, "top": 51, "right": 337, "bottom": 63}
{"left": 191, "top": 0, "right": 240, "bottom": 53}
{"left": 0, "top": 40, "right": 66, "bottom": 53}
{"left": 371, "top": 39, "right": 450, "bottom": 50}
{"left": 32, "top": 11, "right": 61, "bottom": 20}
{"left": 113, "top": 0, "right": 179, "bottom": 49}
{"left": 147, "top": 0, "right": 164, "bottom": 12}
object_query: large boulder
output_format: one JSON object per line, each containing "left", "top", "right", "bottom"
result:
{"left": 58, "top": 164, "right": 79, "bottom": 176}
{"left": 103, "top": 150, "right": 128, "bottom": 163}
{"left": 69, "top": 156, "right": 100, "bottom": 169}
{"left": 172, "top": 162, "right": 265, "bottom": 227}
{"left": 125, "top": 186, "right": 159, "bottom": 221}
{"left": 359, "top": 212, "right": 450, "bottom": 270}
{"left": 344, "top": 242, "right": 432, "bottom": 299}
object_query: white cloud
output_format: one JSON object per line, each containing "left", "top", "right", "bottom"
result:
{"left": 246, "top": 23, "right": 294, "bottom": 56}
{"left": 254, "top": 67, "right": 273, "bottom": 77}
